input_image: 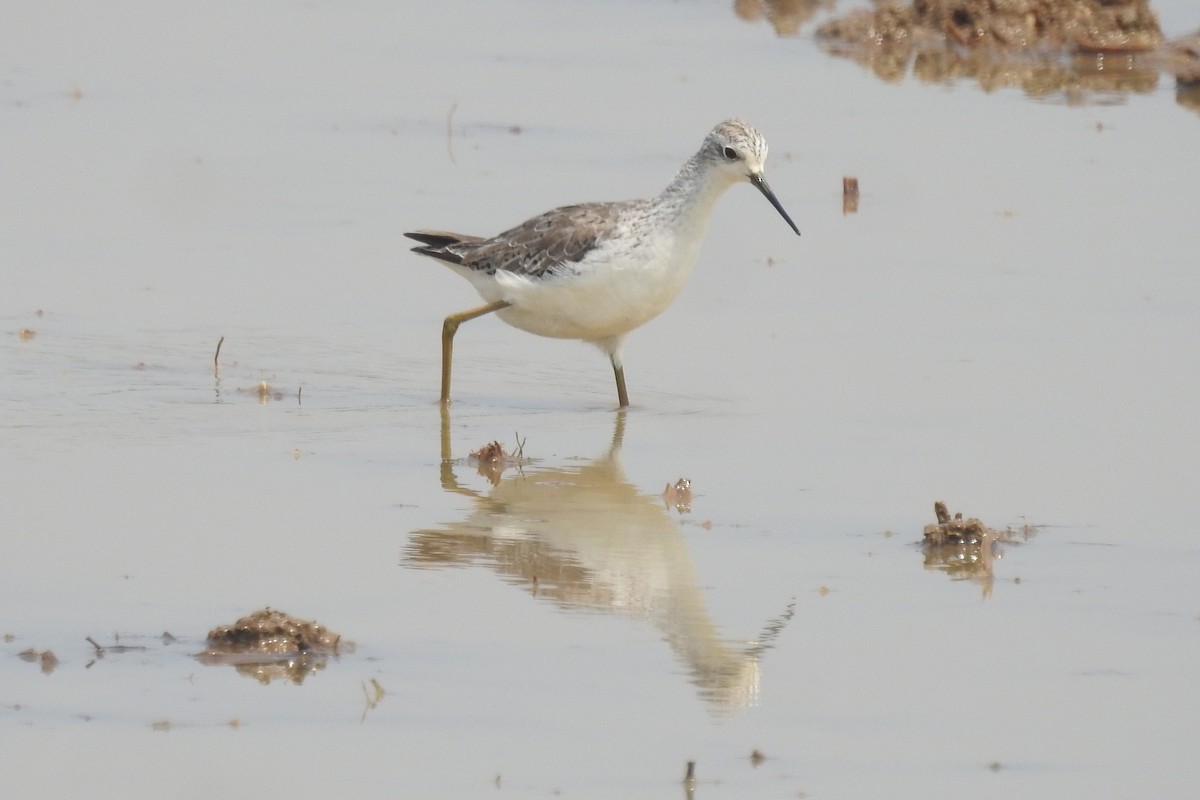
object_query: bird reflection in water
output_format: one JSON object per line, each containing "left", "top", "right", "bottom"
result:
{"left": 405, "top": 408, "right": 794, "bottom": 712}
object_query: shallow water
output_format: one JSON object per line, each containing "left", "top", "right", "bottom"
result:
{"left": 4, "top": 1, "right": 1200, "bottom": 797}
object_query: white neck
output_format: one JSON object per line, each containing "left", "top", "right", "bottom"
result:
{"left": 655, "top": 155, "right": 735, "bottom": 230}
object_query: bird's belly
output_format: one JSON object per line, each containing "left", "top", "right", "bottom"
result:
{"left": 490, "top": 247, "right": 694, "bottom": 342}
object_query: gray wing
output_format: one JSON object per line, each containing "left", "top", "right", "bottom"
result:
{"left": 406, "top": 202, "right": 629, "bottom": 278}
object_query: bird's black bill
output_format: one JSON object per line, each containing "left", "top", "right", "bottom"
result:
{"left": 751, "top": 174, "right": 801, "bottom": 236}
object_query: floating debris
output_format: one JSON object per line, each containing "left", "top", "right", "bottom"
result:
{"left": 17, "top": 648, "right": 59, "bottom": 674}
{"left": 471, "top": 440, "right": 507, "bottom": 463}
{"left": 85, "top": 635, "right": 149, "bottom": 664}
{"left": 360, "top": 678, "right": 386, "bottom": 722}
{"left": 842, "top": 176, "right": 859, "bottom": 215}
{"left": 468, "top": 434, "right": 528, "bottom": 485}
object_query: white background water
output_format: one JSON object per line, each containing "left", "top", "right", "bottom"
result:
{"left": 4, "top": 2, "right": 1198, "bottom": 797}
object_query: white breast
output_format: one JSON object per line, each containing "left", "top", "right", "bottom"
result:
{"left": 485, "top": 214, "right": 706, "bottom": 342}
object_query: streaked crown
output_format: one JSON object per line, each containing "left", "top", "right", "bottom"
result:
{"left": 702, "top": 119, "right": 769, "bottom": 176}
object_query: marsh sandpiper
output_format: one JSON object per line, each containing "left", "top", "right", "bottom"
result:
{"left": 406, "top": 119, "right": 800, "bottom": 408}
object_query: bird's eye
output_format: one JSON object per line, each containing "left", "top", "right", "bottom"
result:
{"left": 722, "top": 146, "right": 738, "bottom": 160}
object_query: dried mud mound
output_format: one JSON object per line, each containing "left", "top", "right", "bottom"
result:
{"left": 198, "top": 608, "right": 349, "bottom": 684}
{"left": 204, "top": 607, "right": 344, "bottom": 656}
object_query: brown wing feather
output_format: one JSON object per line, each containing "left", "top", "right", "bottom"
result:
{"left": 407, "top": 203, "right": 629, "bottom": 277}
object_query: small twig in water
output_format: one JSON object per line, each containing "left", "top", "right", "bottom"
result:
{"left": 213, "top": 336, "right": 225, "bottom": 370}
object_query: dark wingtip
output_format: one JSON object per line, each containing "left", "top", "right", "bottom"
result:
{"left": 405, "top": 231, "right": 455, "bottom": 248}
{"left": 405, "top": 231, "right": 468, "bottom": 265}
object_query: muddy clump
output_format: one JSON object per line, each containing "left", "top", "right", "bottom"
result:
{"left": 198, "top": 608, "right": 348, "bottom": 684}
{"left": 734, "top": 0, "right": 837, "bottom": 37}
{"left": 921, "top": 501, "right": 1038, "bottom": 597}
{"left": 662, "top": 478, "right": 694, "bottom": 513}
{"left": 1167, "top": 29, "right": 1200, "bottom": 89}
{"left": 816, "top": 1, "right": 1199, "bottom": 104}
{"left": 18, "top": 647, "right": 59, "bottom": 674}
{"left": 820, "top": 0, "right": 1162, "bottom": 53}
{"left": 204, "top": 607, "right": 343, "bottom": 655}
{"left": 923, "top": 500, "right": 1000, "bottom": 546}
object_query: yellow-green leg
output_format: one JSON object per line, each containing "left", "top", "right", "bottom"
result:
{"left": 441, "top": 300, "right": 510, "bottom": 404}
{"left": 612, "top": 358, "right": 629, "bottom": 408}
